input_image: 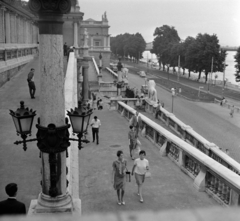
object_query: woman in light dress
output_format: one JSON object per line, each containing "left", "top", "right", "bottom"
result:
{"left": 131, "top": 150, "right": 149, "bottom": 203}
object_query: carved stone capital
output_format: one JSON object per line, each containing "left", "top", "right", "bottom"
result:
{"left": 29, "top": 0, "right": 71, "bottom": 15}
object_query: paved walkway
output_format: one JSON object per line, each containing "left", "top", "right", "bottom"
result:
{"left": 0, "top": 58, "right": 217, "bottom": 214}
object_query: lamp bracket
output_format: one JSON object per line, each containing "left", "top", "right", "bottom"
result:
{"left": 36, "top": 123, "right": 71, "bottom": 154}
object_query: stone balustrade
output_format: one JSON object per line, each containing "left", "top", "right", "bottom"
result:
{"left": 109, "top": 97, "right": 138, "bottom": 110}
{"left": 64, "top": 52, "right": 81, "bottom": 212}
{"left": 144, "top": 99, "right": 240, "bottom": 176}
{"left": 117, "top": 101, "right": 240, "bottom": 206}
{"left": 105, "top": 67, "right": 118, "bottom": 79}
{"left": 91, "top": 56, "right": 102, "bottom": 83}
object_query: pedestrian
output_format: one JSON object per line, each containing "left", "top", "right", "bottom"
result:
{"left": 63, "top": 42, "right": 68, "bottom": 56}
{"left": 90, "top": 116, "right": 101, "bottom": 144}
{"left": 131, "top": 112, "right": 142, "bottom": 138}
{"left": 155, "top": 100, "right": 161, "bottom": 119}
{"left": 98, "top": 99, "right": 103, "bottom": 110}
{"left": 131, "top": 150, "right": 149, "bottom": 203}
{"left": 230, "top": 105, "right": 234, "bottom": 118}
{"left": 0, "top": 183, "right": 26, "bottom": 215}
{"left": 128, "top": 125, "right": 137, "bottom": 160}
{"left": 112, "top": 150, "right": 128, "bottom": 205}
{"left": 27, "top": 68, "right": 36, "bottom": 99}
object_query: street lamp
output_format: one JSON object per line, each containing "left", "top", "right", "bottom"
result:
{"left": 10, "top": 101, "right": 93, "bottom": 152}
{"left": 67, "top": 107, "right": 92, "bottom": 149}
{"left": 171, "top": 88, "right": 175, "bottom": 113}
{"left": 9, "top": 101, "right": 36, "bottom": 151}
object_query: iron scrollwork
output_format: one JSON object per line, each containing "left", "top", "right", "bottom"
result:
{"left": 36, "top": 122, "right": 71, "bottom": 154}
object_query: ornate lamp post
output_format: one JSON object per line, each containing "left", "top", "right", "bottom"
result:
{"left": 10, "top": 101, "right": 92, "bottom": 203}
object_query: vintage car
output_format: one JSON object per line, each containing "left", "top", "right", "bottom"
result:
{"left": 137, "top": 71, "right": 146, "bottom": 77}
{"left": 141, "top": 84, "right": 148, "bottom": 94}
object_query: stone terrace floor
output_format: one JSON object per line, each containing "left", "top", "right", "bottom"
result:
{"left": 0, "top": 58, "right": 218, "bottom": 215}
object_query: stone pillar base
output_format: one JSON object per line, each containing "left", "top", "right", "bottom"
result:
{"left": 27, "top": 193, "right": 81, "bottom": 215}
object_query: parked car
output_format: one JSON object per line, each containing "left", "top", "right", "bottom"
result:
{"left": 138, "top": 71, "right": 146, "bottom": 77}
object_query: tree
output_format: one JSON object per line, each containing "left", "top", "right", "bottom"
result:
{"left": 110, "top": 33, "right": 146, "bottom": 62}
{"left": 185, "top": 33, "right": 226, "bottom": 82}
{"left": 234, "top": 47, "right": 240, "bottom": 82}
{"left": 151, "top": 25, "right": 180, "bottom": 71}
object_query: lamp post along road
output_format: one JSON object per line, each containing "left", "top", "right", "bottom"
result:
{"left": 171, "top": 88, "right": 175, "bottom": 113}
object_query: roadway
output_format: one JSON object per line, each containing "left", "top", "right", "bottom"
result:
{"left": 125, "top": 68, "right": 240, "bottom": 163}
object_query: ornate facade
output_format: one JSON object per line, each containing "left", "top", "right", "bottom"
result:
{"left": 0, "top": 0, "right": 38, "bottom": 87}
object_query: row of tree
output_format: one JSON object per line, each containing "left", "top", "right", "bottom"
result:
{"left": 151, "top": 25, "right": 228, "bottom": 81}
{"left": 111, "top": 25, "right": 240, "bottom": 82}
{"left": 110, "top": 33, "right": 146, "bottom": 62}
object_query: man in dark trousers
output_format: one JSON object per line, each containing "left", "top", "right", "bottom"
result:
{"left": 90, "top": 116, "right": 101, "bottom": 145}
{"left": 27, "top": 68, "right": 36, "bottom": 99}
{"left": 0, "top": 183, "right": 26, "bottom": 215}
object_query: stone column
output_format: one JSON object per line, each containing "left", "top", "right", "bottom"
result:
{"left": 73, "top": 21, "right": 79, "bottom": 56}
{"left": 108, "top": 36, "right": 110, "bottom": 48}
{"left": 0, "top": 6, "right": 6, "bottom": 43}
{"left": 28, "top": 0, "right": 72, "bottom": 214}
{"left": 91, "top": 36, "right": 93, "bottom": 49}
{"left": 82, "top": 62, "right": 90, "bottom": 104}
{"left": 103, "top": 36, "right": 106, "bottom": 49}
{"left": 4, "top": 9, "right": 10, "bottom": 43}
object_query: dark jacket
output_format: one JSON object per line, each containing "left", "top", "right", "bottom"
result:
{"left": 0, "top": 198, "right": 26, "bottom": 215}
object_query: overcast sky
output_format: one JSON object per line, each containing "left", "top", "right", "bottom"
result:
{"left": 78, "top": 0, "right": 240, "bottom": 47}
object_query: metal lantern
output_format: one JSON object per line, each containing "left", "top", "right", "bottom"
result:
{"left": 67, "top": 107, "right": 93, "bottom": 149}
{"left": 9, "top": 101, "right": 36, "bottom": 135}
{"left": 67, "top": 107, "right": 93, "bottom": 134}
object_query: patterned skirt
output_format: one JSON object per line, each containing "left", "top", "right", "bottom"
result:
{"left": 113, "top": 175, "right": 126, "bottom": 190}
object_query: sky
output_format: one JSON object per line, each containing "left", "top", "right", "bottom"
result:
{"left": 78, "top": 0, "right": 240, "bottom": 47}
{"left": 23, "top": 0, "right": 240, "bottom": 47}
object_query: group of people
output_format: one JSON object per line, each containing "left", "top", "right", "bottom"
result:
{"left": 112, "top": 149, "right": 149, "bottom": 205}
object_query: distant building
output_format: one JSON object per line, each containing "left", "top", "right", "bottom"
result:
{"left": 0, "top": 0, "right": 111, "bottom": 87}
{"left": 0, "top": 0, "right": 38, "bottom": 87}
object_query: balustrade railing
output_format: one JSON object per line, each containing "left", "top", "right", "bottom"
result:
{"left": 117, "top": 101, "right": 240, "bottom": 206}
{"left": 0, "top": 45, "right": 37, "bottom": 63}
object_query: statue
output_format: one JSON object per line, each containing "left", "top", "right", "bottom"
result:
{"left": 84, "top": 28, "right": 89, "bottom": 47}
{"left": 122, "top": 67, "right": 128, "bottom": 79}
{"left": 147, "top": 80, "right": 158, "bottom": 103}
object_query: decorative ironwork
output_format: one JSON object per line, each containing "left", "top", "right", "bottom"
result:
{"left": 156, "top": 132, "right": 166, "bottom": 146}
{"left": 206, "top": 172, "right": 231, "bottom": 205}
{"left": 162, "top": 113, "right": 167, "bottom": 122}
{"left": 185, "top": 155, "right": 200, "bottom": 176}
{"left": 177, "top": 125, "right": 184, "bottom": 136}
{"left": 36, "top": 121, "right": 71, "bottom": 154}
{"left": 146, "top": 125, "right": 154, "bottom": 139}
{"left": 167, "top": 142, "right": 179, "bottom": 161}
{"left": 196, "top": 141, "right": 207, "bottom": 153}
{"left": 29, "top": 0, "right": 71, "bottom": 14}
{"left": 169, "top": 118, "right": 175, "bottom": 128}
{"left": 48, "top": 153, "right": 58, "bottom": 197}
{"left": 185, "top": 132, "right": 194, "bottom": 145}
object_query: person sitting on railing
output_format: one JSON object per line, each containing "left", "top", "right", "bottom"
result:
{"left": 220, "top": 97, "right": 226, "bottom": 106}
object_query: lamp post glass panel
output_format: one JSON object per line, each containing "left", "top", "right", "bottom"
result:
{"left": 9, "top": 101, "right": 36, "bottom": 150}
{"left": 67, "top": 107, "right": 93, "bottom": 149}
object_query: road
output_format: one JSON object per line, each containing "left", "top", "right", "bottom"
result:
{"left": 126, "top": 71, "right": 240, "bottom": 163}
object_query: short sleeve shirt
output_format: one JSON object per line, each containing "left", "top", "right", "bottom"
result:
{"left": 134, "top": 158, "right": 149, "bottom": 175}
{"left": 112, "top": 159, "right": 127, "bottom": 178}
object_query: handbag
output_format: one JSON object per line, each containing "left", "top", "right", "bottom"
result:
{"left": 145, "top": 171, "right": 151, "bottom": 178}
{"left": 125, "top": 171, "right": 131, "bottom": 182}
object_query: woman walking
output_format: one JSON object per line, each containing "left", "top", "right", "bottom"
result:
{"left": 131, "top": 150, "right": 149, "bottom": 203}
{"left": 112, "top": 150, "right": 128, "bottom": 205}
